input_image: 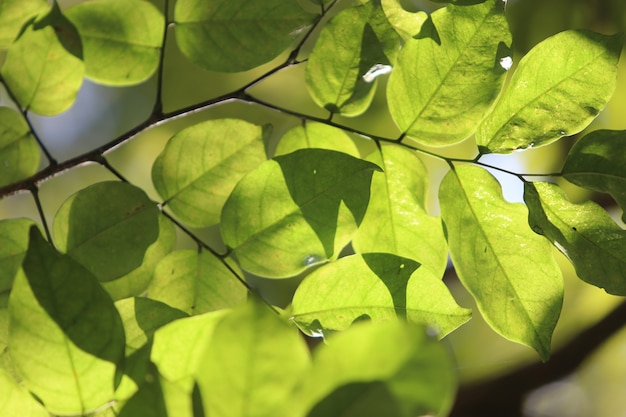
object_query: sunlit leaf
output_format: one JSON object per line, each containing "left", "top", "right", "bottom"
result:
{"left": 0, "top": 0, "right": 48, "bottom": 48}
{"left": 439, "top": 166, "right": 563, "bottom": 360}
{"left": 117, "top": 363, "right": 168, "bottom": 417}
{"left": 562, "top": 129, "right": 626, "bottom": 221}
{"left": 381, "top": 0, "right": 427, "bottom": 41}
{"left": 65, "top": 0, "right": 164, "bottom": 86}
{"left": 174, "top": 0, "right": 314, "bottom": 72}
{"left": 353, "top": 144, "right": 448, "bottom": 276}
{"left": 152, "top": 119, "right": 266, "bottom": 228}
{"left": 292, "top": 253, "right": 470, "bottom": 338}
{"left": 0, "top": 218, "right": 35, "bottom": 299}
{"left": 149, "top": 249, "right": 246, "bottom": 315}
{"left": 53, "top": 181, "right": 160, "bottom": 283}
{"left": 221, "top": 149, "right": 380, "bottom": 278}
{"left": 298, "top": 321, "right": 456, "bottom": 417}
{"left": 0, "top": 368, "right": 48, "bottom": 417}
{"left": 8, "top": 227, "right": 125, "bottom": 414}
{"left": 525, "top": 181, "right": 626, "bottom": 295}
{"left": 306, "top": 2, "right": 390, "bottom": 116}
{"left": 274, "top": 121, "right": 360, "bottom": 157}
{"left": 0, "top": 107, "right": 40, "bottom": 187}
{"left": 477, "top": 30, "right": 622, "bottom": 153}
{"left": 197, "top": 300, "right": 310, "bottom": 417}
{"left": 387, "top": 0, "right": 511, "bottom": 146}
{"left": 0, "top": 4, "right": 84, "bottom": 115}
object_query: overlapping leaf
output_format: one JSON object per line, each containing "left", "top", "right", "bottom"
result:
{"left": 477, "top": 30, "right": 622, "bottom": 153}
{"left": 0, "top": 107, "right": 40, "bottom": 187}
{"left": 381, "top": 0, "right": 427, "bottom": 41}
{"left": 174, "top": 0, "right": 314, "bottom": 72}
{"left": 1, "top": 4, "right": 84, "bottom": 115}
{"left": 562, "top": 129, "right": 626, "bottom": 221}
{"left": 291, "top": 253, "right": 470, "bottom": 338}
{"left": 387, "top": 0, "right": 511, "bottom": 146}
{"left": 65, "top": 0, "right": 164, "bottom": 86}
{"left": 274, "top": 121, "right": 359, "bottom": 157}
{"left": 353, "top": 144, "right": 448, "bottom": 276}
{"left": 0, "top": 218, "right": 35, "bottom": 301}
{"left": 305, "top": 2, "right": 394, "bottom": 116}
{"left": 152, "top": 118, "right": 266, "bottom": 228}
{"left": 149, "top": 249, "right": 246, "bottom": 315}
{"left": 8, "top": 227, "right": 125, "bottom": 414}
{"left": 221, "top": 149, "right": 380, "bottom": 278}
{"left": 525, "top": 182, "right": 626, "bottom": 295}
{"left": 0, "top": 0, "right": 47, "bottom": 48}
{"left": 439, "top": 166, "right": 563, "bottom": 360}
{"left": 53, "top": 181, "right": 160, "bottom": 283}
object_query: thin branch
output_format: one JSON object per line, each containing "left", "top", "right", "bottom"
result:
{"left": 151, "top": 0, "right": 171, "bottom": 117}
{"left": 29, "top": 185, "right": 52, "bottom": 242}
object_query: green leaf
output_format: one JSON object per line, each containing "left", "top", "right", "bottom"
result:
{"left": 65, "top": 0, "right": 164, "bottom": 86}
{"left": 274, "top": 121, "right": 360, "bottom": 157}
{"left": 221, "top": 149, "right": 380, "bottom": 278}
{"left": 381, "top": 0, "right": 427, "bottom": 41}
{"left": 439, "top": 166, "right": 563, "bottom": 360}
{"left": 525, "top": 182, "right": 626, "bottom": 295}
{"left": 476, "top": 30, "right": 622, "bottom": 153}
{"left": 53, "top": 181, "right": 160, "bottom": 283}
{"left": 298, "top": 321, "right": 456, "bottom": 417}
{"left": 8, "top": 227, "right": 125, "bottom": 414}
{"left": 0, "top": 0, "right": 48, "bottom": 48}
{"left": 292, "top": 253, "right": 470, "bottom": 338}
{"left": 305, "top": 2, "right": 389, "bottom": 116}
{"left": 352, "top": 144, "right": 448, "bottom": 276}
{"left": 0, "top": 107, "right": 40, "bottom": 187}
{"left": 152, "top": 119, "right": 266, "bottom": 228}
{"left": 148, "top": 249, "right": 246, "bottom": 315}
{"left": 387, "top": 0, "right": 511, "bottom": 146}
{"left": 562, "top": 129, "right": 626, "bottom": 221}
{"left": 0, "top": 4, "right": 84, "bottom": 115}
{"left": 0, "top": 218, "right": 35, "bottom": 299}
{"left": 101, "top": 213, "right": 176, "bottom": 300}
{"left": 197, "top": 300, "right": 310, "bottom": 417}
{"left": 0, "top": 368, "right": 48, "bottom": 417}
{"left": 174, "top": 0, "right": 314, "bottom": 72}
{"left": 117, "top": 363, "right": 168, "bottom": 417}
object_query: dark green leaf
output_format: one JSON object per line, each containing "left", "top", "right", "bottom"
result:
{"left": 292, "top": 253, "right": 470, "bottom": 338}
{"left": 274, "top": 121, "right": 359, "bottom": 157}
{"left": 221, "top": 149, "right": 380, "bottom": 278}
{"left": 387, "top": 0, "right": 511, "bottom": 146}
{"left": 562, "top": 129, "right": 626, "bottom": 221}
{"left": 0, "top": 0, "right": 48, "bottom": 48}
{"left": 149, "top": 249, "right": 246, "bottom": 315}
{"left": 0, "top": 107, "right": 40, "bottom": 187}
{"left": 65, "top": 0, "right": 164, "bottom": 86}
{"left": 477, "top": 30, "right": 622, "bottom": 153}
{"left": 439, "top": 166, "right": 563, "bottom": 360}
{"left": 1, "top": 4, "right": 84, "bottom": 115}
{"left": 174, "top": 0, "right": 314, "bottom": 72}
{"left": 0, "top": 218, "right": 35, "bottom": 298}
{"left": 8, "top": 227, "right": 125, "bottom": 414}
{"left": 152, "top": 119, "right": 266, "bottom": 228}
{"left": 525, "top": 181, "right": 626, "bottom": 295}
{"left": 117, "top": 363, "right": 168, "bottom": 417}
{"left": 52, "top": 181, "right": 160, "bottom": 283}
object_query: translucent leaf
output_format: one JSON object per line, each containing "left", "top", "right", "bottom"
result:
{"left": 274, "top": 121, "right": 359, "bottom": 157}
{"left": 152, "top": 119, "right": 266, "bottom": 228}
{"left": 8, "top": 227, "right": 125, "bottom": 414}
{"left": 221, "top": 149, "right": 380, "bottom": 278}
{"left": 0, "top": 218, "right": 35, "bottom": 299}
{"left": 197, "top": 300, "right": 310, "bottom": 417}
{"left": 305, "top": 3, "right": 390, "bottom": 116}
{"left": 0, "top": 107, "right": 40, "bottom": 187}
{"left": 148, "top": 249, "right": 246, "bottom": 315}
{"left": 352, "top": 144, "right": 448, "bottom": 276}
{"left": 174, "top": 0, "right": 314, "bottom": 72}
{"left": 525, "top": 182, "right": 626, "bottom": 295}
{"left": 117, "top": 363, "right": 168, "bottom": 417}
{"left": 0, "top": 0, "right": 47, "bottom": 48}
{"left": 101, "top": 213, "right": 176, "bottom": 300}
{"left": 53, "top": 181, "right": 160, "bottom": 283}
{"left": 291, "top": 253, "right": 470, "bottom": 338}
{"left": 477, "top": 30, "right": 622, "bottom": 153}
{"left": 65, "top": 0, "right": 164, "bottom": 86}
{"left": 562, "top": 129, "right": 626, "bottom": 221}
{"left": 0, "top": 368, "right": 48, "bottom": 417}
{"left": 0, "top": 4, "right": 84, "bottom": 115}
{"left": 439, "top": 166, "right": 563, "bottom": 360}
{"left": 298, "top": 321, "right": 456, "bottom": 417}
{"left": 387, "top": 0, "right": 511, "bottom": 146}
{"left": 381, "top": 0, "right": 427, "bottom": 41}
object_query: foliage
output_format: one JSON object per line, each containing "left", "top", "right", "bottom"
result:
{"left": 0, "top": 0, "right": 625, "bottom": 415}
